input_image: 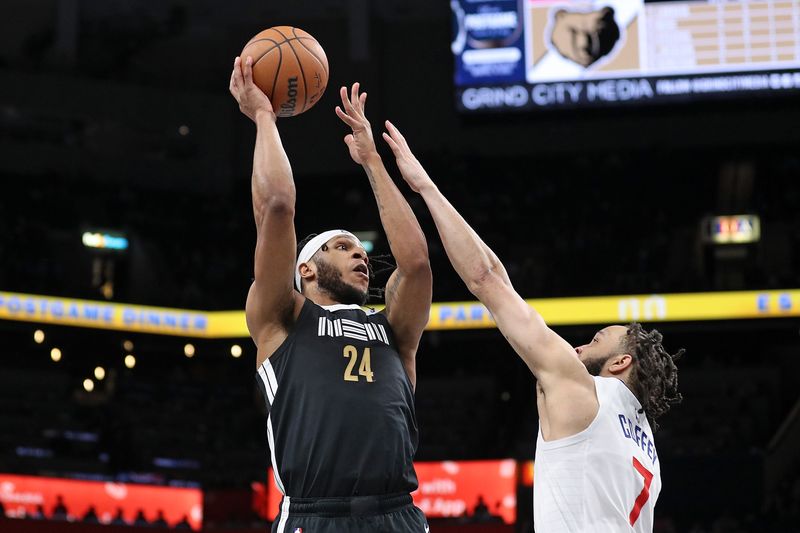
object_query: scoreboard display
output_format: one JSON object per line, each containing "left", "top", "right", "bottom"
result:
{"left": 452, "top": 0, "right": 800, "bottom": 111}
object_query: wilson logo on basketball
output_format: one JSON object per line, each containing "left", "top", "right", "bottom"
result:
{"left": 280, "top": 77, "right": 299, "bottom": 115}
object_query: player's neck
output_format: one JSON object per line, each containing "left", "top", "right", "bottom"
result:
{"left": 303, "top": 288, "right": 342, "bottom": 307}
{"left": 609, "top": 372, "right": 643, "bottom": 405}
{"left": 602, "top": 370, "right": 633, "bottom": 392}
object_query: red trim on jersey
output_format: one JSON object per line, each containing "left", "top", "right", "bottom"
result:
{"left": 629, "top": 456, "right": 654, "bottom": 526}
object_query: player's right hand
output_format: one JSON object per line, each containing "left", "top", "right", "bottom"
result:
{"left": 335, "top": 82, "right": 378, "bottom": 166}
{"left": 382, "top": 121, "right": 434, "bottom": 193}
{"left": 229, "top": 56, "right": 275, "bottom": 122}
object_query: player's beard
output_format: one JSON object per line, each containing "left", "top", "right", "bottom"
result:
{"left": 314, "top": 258, "right": 368, "bottom": 306}
{"left": 582, "top": 354, "right": 613, "bottom": 376}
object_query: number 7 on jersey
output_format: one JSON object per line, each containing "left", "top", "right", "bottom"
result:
{"left": 629, "top": 457, "right": 654, "bottom": 526}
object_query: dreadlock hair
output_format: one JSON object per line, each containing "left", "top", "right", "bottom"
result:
{"left": 296, "top": 233, "right": 396, "bottom": 303}
{"left": 621, "top": 323, "right": 684, "bottom": 431}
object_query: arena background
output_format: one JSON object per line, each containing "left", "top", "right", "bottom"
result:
{"left": 1, "top": 1, "right": 799, "bottom": 532}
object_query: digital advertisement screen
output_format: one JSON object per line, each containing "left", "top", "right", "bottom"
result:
{"left": 0, "top": 474, "right": 203, "bottom": 530}
{"left": 263, "top": 460, "right": 517, "bottom": 524}
{"left": 412, "top": 460, "right": 517, "bottom": 524}
{"left": 452, "top": 0, "right": 800, "bottom": 111}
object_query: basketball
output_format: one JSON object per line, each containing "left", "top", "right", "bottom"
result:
{"left": 240, "top": 26, "right": 329, "bottom": 118}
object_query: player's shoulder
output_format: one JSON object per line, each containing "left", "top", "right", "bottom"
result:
{"left": 594, "top": 376, "right": 643, "bottom": 410}
{"left": 592, "top": 375, "right": 628, "bottom": 392}
{"left": 593, "top": 376, "right": 630, "bottom": 396}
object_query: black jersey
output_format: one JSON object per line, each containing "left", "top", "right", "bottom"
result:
{"left": 255, "top": 298, "right": 419, "bottom": 498}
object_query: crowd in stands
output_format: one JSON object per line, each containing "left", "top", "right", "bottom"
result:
{"left": 1, "top": 149, "right": 798, "bottom": 310}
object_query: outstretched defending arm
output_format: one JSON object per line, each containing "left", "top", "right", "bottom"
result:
{"left": 229, "top": 55, "right": 303, "bottom": 367}
{"left": 335, "top": 83, "right": 432, "bottom": 387}
{"left": 382, "top": 123, "right": 589, "bottom": 391}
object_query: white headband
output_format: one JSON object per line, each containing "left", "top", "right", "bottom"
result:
{"left": 295, "top": 230, "right": 363, "bottom": 292}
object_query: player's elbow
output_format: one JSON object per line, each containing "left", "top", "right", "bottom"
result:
{"left": 401, "top": 256, "right": 432, "bottom": 278}
{"left": 254, "top": 193, "right": 295, "bottom": 223}
{"left": 264, "top": 192, "right": 296, "bottom": 214}
{"left": 465, "top": 268, "right": 503, "bottom": 297}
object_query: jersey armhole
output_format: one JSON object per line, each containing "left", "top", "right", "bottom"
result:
{"left": 260, "top": 298, "right": 316, "bottom": 367}
{"left": 366, "top": 312, "right": 414, "bottom": 391}
{"left": 537, "top": 379, "right": 603, "bottom": 450}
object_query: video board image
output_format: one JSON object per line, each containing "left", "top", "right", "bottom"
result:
{"left": 453, "top": 0, "right": 800, "bottom": 111}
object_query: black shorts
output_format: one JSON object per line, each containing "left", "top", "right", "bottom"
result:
{"left": 270, "top": 493, "right": 429, "bottom": 533}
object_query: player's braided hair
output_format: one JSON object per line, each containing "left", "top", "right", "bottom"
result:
{"left": 621, "top": 323, "right": 684, "bottom": 431}
{"left": 296, "top": 233, "right": 395, "bottom": 302}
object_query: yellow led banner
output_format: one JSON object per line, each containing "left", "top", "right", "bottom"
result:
{"left": 0, "top": 291, "right": 210, "bottom": 337}
{"left": 1, "top": 289, "right": 798, "bottom": 338}
{"left": 206, "top": 310, "right": 249, "bottom": 338}
{"left": 427, "top": 289, "right": 800, "bottom": 330}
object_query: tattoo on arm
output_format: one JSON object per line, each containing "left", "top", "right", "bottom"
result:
{"left": 385, "top": 270, "right": 404, "bottom": 311}
{"left": 365, "top": 167, "right": 385, "bottom": 209}
{"left": 364, "top": 166, "right": 377, "bottom": 188}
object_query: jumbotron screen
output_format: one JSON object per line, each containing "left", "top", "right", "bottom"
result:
{"left": 0, "top": 474, "right": 203, "bottom": 529}
{"left": 452, "top": 0, "right": 800, "bottom": 111}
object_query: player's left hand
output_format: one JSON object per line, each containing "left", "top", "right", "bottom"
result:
{"left": 335, "top": 82, "right": 378, "bottom": 165}
{"left": 382, "top": 120, "right": 434, "bottom": 194}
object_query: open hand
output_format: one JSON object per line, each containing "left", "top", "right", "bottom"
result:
{"left": 335, "top": 83, "right": 378, "bottom": 165}
{"left": 382, "top": 121, "right": 434, "bottom": 193}
{"left": 229, "top": 56, "right": 275, "bottom": 122}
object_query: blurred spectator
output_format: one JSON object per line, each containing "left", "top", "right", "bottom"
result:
{"left": 111, "top": 507, "right": 128, "bottom": 526}
{"left": 52, "top": 495, "right": 68, "bottom": 520}
{"left": 83, "top": 505, "right": 99, "bottom": 524}
{"left": 30, "top": 504, "right": 46, "bottom": 520}
{"left": 472, "top": 495, "right": 490, "bottom": 522}
{"left": 133, "top": 509, "right": 150, "bottom": 527}
{"left": 153, "top": 509, "right": 168, "bottom": 528}
{"left": 175, "top": 515, "right": 192, "bottom": 530}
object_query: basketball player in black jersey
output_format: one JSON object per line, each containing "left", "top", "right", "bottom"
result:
{"left": 229, "top": 57, "right": 432, "bottom": 532}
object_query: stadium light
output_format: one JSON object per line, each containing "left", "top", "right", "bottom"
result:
{"left": 94, "top": 367, "right": 106, "bottom": 380}
{"left": 81, "top": 231, "right": 129, "bottom": 251}
{"left": 83, "top": 379, "right": 94, "bottom": 392}
{"left": 34, "top": 330, "right": 45, "bottom": 344}
{"left": 50, "top": 348, "right": 62, "bottom": 362}
{"left": 124, "top": 355, "right": 136, "bottom": 369}
{"left": 184, "top": 344, "right": 195, "bottom": 358}
{"left": 123, "top": 340, "right": 134, "bottom": 352}
{"left": 704, "top": 214, "right": 761, "bottom": 244}
{"left": 231, "top": 344, "right": 242, "bottom": 358}
{"left": 353, "top": 231, "right": 378, "bottom": 253}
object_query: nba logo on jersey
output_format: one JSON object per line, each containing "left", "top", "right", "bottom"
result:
{"left": 293, "top": 529, "right": 303, "bottom": 533}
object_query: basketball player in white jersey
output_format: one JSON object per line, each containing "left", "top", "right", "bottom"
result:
{"left": 380, "top": 122, "right": 682, "bottom": 532}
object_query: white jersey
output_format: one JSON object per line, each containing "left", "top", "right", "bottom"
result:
{"left": 534, "top": 376, "right": 661, "bottom": 533}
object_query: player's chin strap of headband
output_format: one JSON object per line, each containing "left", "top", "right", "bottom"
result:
{"left": 294, "top": 230, "right": 363, "bottom": 292}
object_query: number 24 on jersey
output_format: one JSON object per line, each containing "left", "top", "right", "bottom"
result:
{"left": 343, "top": 345, "right": 374, "bottom": 383}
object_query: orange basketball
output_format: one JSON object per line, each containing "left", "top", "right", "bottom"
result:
{"left": 240, "top": 26, "right": 329, "bottom": 118}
